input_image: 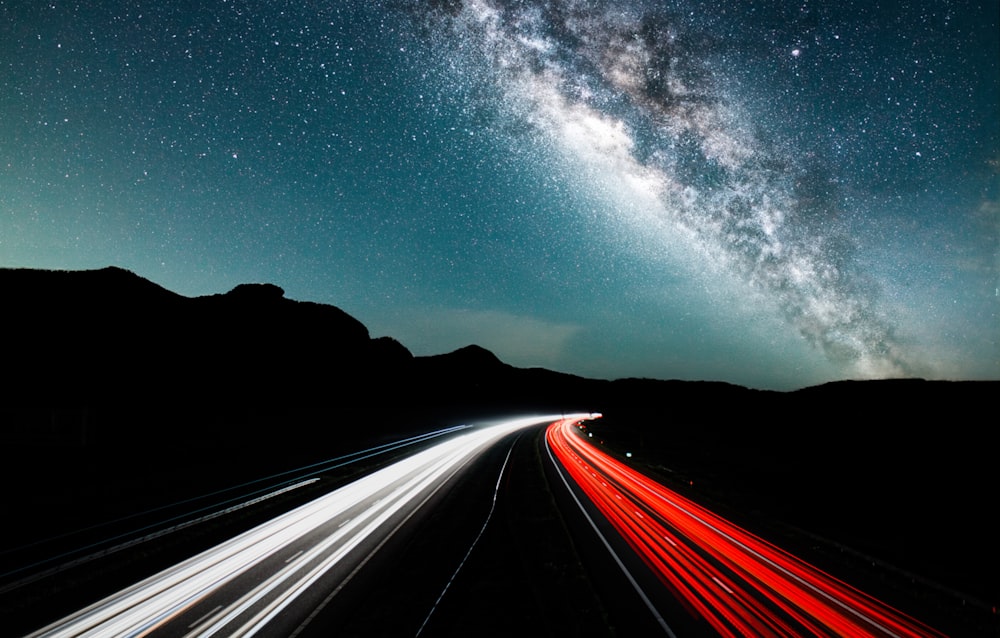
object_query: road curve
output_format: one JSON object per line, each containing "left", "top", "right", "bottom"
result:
{"left": 545, "top": 417, "right": 948, "bottom": 638}
{"left": 26, "top": 415, "right": 579, "bottom": 638}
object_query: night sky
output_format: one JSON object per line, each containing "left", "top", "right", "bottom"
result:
{"left": 2, "top": 0, "right": 997, "bottom": 390}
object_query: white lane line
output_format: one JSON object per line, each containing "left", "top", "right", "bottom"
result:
{"left": 285, "top": 430, "right": 500, "bottom": 638}
{"left": 189, "top": 605, "right": 223, "bottom": 630}
{"left": 284, "top": 551, "right": 303, "bottom": 564}
{"left": 546, "top": 433, "right": 678, "bottom": 638}
{"left": 414, "top": 435, "right": 520, "bottom": 637}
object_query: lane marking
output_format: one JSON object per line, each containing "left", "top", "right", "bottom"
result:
{"left": 546, "top": 431, "right": 678, "bottom": 638}
{"left": 286, "top": 426, "right": 526, "bottom": 638}
{"left": 415, "top": 435, "right": 521, "bottom": 637}
{"left": 188, "top": 605, "right": 223, "bottom": 629}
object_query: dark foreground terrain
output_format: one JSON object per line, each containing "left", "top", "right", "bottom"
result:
{"left": 2, "top": 266, "right": 997, "bottom": 636}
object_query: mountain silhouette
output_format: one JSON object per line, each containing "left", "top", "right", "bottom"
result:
{"left": 5, "top": 266, "right": 392, "bottom": 405}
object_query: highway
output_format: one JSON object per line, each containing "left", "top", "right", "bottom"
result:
{"left": 19, "top": 414, "right": 955, "bottom": 637}
{"left": 545, "top": 417, "right": 949, "bottom": 638}
{"left": 25, "top": 415, "right": 575, "bottom": 638}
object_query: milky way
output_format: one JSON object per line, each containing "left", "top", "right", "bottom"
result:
{"left": 411, "top": 0, "right": 994, "bottom": 379}
{"left": 464, "top": 1, "right": 905, "bottom": 374}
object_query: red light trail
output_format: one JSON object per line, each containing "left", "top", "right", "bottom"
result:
{"left": 546, "top": 418, "right": 947, "bottom": 638}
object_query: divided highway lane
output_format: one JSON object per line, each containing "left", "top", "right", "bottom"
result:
{"left": 546, "top": 418, "right": 948, "bottom": 638}
{"left": 27, "top": 415, "right": 577, "bottom": 638}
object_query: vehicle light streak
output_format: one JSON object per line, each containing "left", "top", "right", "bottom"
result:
{"left": 27, "top": 416, "right": 577, "bottom": 638}
{"left": 546, "top": 418, "right": 947, "bottom": 638}
{"left": 1, "top": 424, "right": 475, "bottom": 591}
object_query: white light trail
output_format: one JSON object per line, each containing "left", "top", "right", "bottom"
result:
{"left": 26, "top": 416, "right": 579, "bottom": 638}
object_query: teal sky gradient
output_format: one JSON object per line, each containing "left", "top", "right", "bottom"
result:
{"left": 2, "top": 1, "right": 997, "bottom": 389}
